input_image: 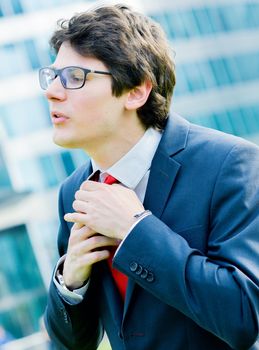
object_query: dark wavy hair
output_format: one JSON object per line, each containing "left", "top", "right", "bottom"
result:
{"left": 50, "top": 4, "right": 176, "bottom": 130}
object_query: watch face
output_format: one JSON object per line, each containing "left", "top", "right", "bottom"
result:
{"left": 57, "top": 271, "right": 67, "bottom": 288}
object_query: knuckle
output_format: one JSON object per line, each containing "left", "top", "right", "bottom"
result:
{"left": 86, "top": 216, "right": 93, "bottom": 227}
{"left": 68, "top": 231, "right": 78, "bottom": 244}
{"left": 92, "top": 235, "right": 102, "bottom": 248}
{"left": 80, "top": 181, "right": 86, "bottom": 190}
{"left": 92, "top": 251, "right": 105, "bottom": 262}
{"left": 68, "top": 236, "right": 76, "bottom": 246}
{"left": 74, "top": 190, "right": 80, "bottom": 199}
{"left": 90, "top": 235, "right": 99, "bottom": 246}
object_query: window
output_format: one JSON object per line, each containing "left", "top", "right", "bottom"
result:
{"left": 190, "top": 104, "right": 259, "bottom": 137}
{"left": 197, "top": 61, "right": 217, "bottom": 89}
{"left": 2, "top": 0, "right": 83, "bottom": 16}
{"left": 24, "top": 39, "right": 41, "bottom": 70}
{"left": 71, "top": 150, "right": 89, "bottom": 168}
{"left": 206, "top": 6, "right": 225, "bottom": 32}
{"left": 0, "top": 38, "right": 54, "bottom": 78}
{"left": 213, "top": 111, "right": 234, "bottom": 134}
{"left": 219, "top": 4, "right": 247, "bottom": 32}
{"left": 248, "top": 2, "right": 259, "bottom": 28}
{"left": 18, "top": 158, "right": 45, "bottom": 191}
{"left": 61, "top": 150, "right": 89, "bottom": 175}
{"left": 0, "top": 43, "right": 30, "bottom": 78}
{"left": 209, "top": 58, "right": 231, "bottom": 86}
{"left": 174, "top": 65, "right": 190, "bottom": 95}
{"left": 0, "top": 149, "right": 12, "bottom": 190}
{"left": 0, "top": 225, "right": 46, "bottom": 338}
{"left": 61, "top": 151, "right": 76, "bottom": 176}
{"left": 229, "top": 108, "right": 249, "bottom": 136}
{"left": 11, "top": 0, "right": 23, "bottom": 14}
{"left": 34, "top": 36, "right": 55, "bottom": 67}
{"left": 152, "top": 4, "right": 259, "bottom": 40}
{"left": 223, "top": 56, "right": 242, "bottom": 83}
{"left": 0, "top": 0, "right": 15, "bottom": 16}
{"left": 38, "top": 154, "right": 65, "bottom": 188}
{"left": 180, "top": 9, "right": 200, "bottom": 37}
{"left": 165, "top": 11, "right": 187, "bottom": 39}
{"left": 175, "top": 50, "right": 259, "bottom": 94}
{"left": 181, "top": 62, "right": 206, "bottom": 92}
{"left": 1, "top": 97, "right": 51, "bottom": 138}
{"left": 235, "top": 52, "right": 259, "bottom": 82}
{"left": 193, "top": 7, "right": 214, "bottom": 35}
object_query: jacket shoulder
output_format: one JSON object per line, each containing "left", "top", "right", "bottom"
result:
{"left": 189, "top": 121, "right": 259, "bottom": 156}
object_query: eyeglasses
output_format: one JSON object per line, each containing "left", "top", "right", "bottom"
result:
{"left": 38, "top": 66, "right": 112, "bottom": 90}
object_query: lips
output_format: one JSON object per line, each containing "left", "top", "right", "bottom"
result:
{"left": 51, "top": 111, "right": 69, "bottom": 124}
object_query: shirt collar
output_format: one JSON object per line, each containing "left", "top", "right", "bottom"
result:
{"left": 91, "top": 127, "right": 162, "bottom": 189}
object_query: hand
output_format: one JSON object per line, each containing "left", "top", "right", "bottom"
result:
{"left": 63, "top": 223, "right": 118, "bottom": 289}
{"left": 64, "top": 181, "right": 144, "bottom": 240}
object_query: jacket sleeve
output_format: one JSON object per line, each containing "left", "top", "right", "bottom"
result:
{"left": 114, "top": 142, "right": 259, "bottom": 350}
{"left": 44, "top": 184, "right": 104, "bottom": 350}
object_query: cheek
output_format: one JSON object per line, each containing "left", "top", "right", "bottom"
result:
{"left": 75, "top": 96, "right": 115, "bottom": 121}
{"left": 70, "top": 96, "right": 97, "bottom": 121}
{"left": 70, "top": 85, "right": 124, "bottom": 126}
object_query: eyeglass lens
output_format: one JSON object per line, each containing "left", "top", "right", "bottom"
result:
{"left": 40, "top": 67, "right": 86, "bottom": 90}
{"left": 63, "top": 67, "right": 85, "bottom": 88}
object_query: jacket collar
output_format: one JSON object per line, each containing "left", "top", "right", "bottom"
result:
{"left": 143, "top": 113, "right": 190, "bottom": 218}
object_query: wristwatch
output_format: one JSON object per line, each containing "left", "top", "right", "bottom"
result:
{"left": 56, "top": 269, "right": 70, "bottom": 291}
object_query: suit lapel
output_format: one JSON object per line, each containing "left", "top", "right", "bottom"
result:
{"left": 144, "top": 113, "right": 189, "bottom": 218}
{"left": 123, "top": 114, "right": 190, "bottom": 318}
{"left": 143, "top": 151, "right": 181, "bottom": 218}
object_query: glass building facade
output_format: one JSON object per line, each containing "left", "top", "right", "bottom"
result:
{"left": 0, "top": 0, "right": 91, "bottom": 343}
{"left": 149, "top": 1, "right": 259, "bottom": 142}
{"left": 0, "top": 0, "right": 258, "bottom": 346}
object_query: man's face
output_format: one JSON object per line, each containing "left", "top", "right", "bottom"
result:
{"left": 45, "top": 42, "right": 129, "bottom": 153}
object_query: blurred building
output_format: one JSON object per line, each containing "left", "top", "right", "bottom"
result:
{"left": 147, "top": 0, "right": 259, "bottom": 144}
{"left": 0, "top": 0, "right": 259, "bottom": 344}
{"left": 0, "top": 0, "right": 94, "bottom": 341}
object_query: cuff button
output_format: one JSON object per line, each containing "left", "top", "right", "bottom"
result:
{"left": 140, "top": 268, "right": 148, "bottom": 279}
{"left": 147, "top": 272, "right": 154, "bottom": 283}
{"left": 129, "top": 261, "right": 138, "bottom": 272}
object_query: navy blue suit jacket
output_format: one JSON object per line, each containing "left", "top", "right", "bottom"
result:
{"left": 45, "top": 114, "right": 259, "bottom": 350}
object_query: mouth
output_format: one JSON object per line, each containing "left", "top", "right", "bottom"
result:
{"left": 51, "top": 111, "right": 69, "bottom": 124}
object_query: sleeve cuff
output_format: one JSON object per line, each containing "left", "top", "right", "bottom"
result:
{"left": 114, "top": 210, "right": 152, "bottom": 257}
{"left": 53, "top": 255, "right": 89, "bottom": 305}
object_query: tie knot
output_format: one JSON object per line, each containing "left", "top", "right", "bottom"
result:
{"left": 104, "top": 174, "right": 118, "bottom": 185}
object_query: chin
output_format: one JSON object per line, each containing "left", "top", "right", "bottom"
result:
{"left": 53, "top": 135, "right": 78, "bottom": 149}
{"left": 52, "top": 131, "right": 91, "bottom": 151}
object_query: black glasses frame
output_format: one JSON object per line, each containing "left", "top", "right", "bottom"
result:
{"left": 39, "top": 65, "right": 112, "bottom": 90}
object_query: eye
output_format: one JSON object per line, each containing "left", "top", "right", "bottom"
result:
{"left": 67, "top": 68, "right": 84, "bottom": 83}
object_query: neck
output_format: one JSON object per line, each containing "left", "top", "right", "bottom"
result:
{"left": 85, "top": 121, "right": 146, "bottom": 169}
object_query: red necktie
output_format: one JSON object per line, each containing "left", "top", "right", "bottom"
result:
{"left": 103, "top": 174, "right": 128, "bottom": 300}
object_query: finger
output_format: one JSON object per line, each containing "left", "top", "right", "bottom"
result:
{"left": 64, "top": 212, "right": 88, "bottom": 224}
{"left": 72, "top": 199, "right": 89, "bottom": 213}
{"left": 72, "top": 222, "right": 84, "bottom": 230}
{"left": 80, "top": 180, "right": 104, "bottom": 191}
{"left": 69, "top": 225, "right": 96, "bottom": 245}
{"left": 79, "top": 235, "right": 118, "bottom": 253}
{"left": 79, "top": 249, "right": 111, "bottom": 265}
{"left": 74, "top": 189, "right": 96, "bottom": 202}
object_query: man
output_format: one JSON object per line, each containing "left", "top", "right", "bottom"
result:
{"left": 39, "top": 4, "right": 259, "bottom": 350}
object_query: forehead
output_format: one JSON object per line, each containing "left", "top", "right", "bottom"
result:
{"left": 53, "top": 42, "right": 108, "bottom": 71}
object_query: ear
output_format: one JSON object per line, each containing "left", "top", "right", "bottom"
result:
{"left": 125, "top": 80, "right": 152, "bottom": 111}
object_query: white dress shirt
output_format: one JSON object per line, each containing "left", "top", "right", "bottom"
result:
{"left": 54, "top": 127, "right": 162, "bottom": 303}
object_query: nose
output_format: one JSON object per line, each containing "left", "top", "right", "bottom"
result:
{"left": 45, "top": 76, "right": 66, "bottom": 101}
